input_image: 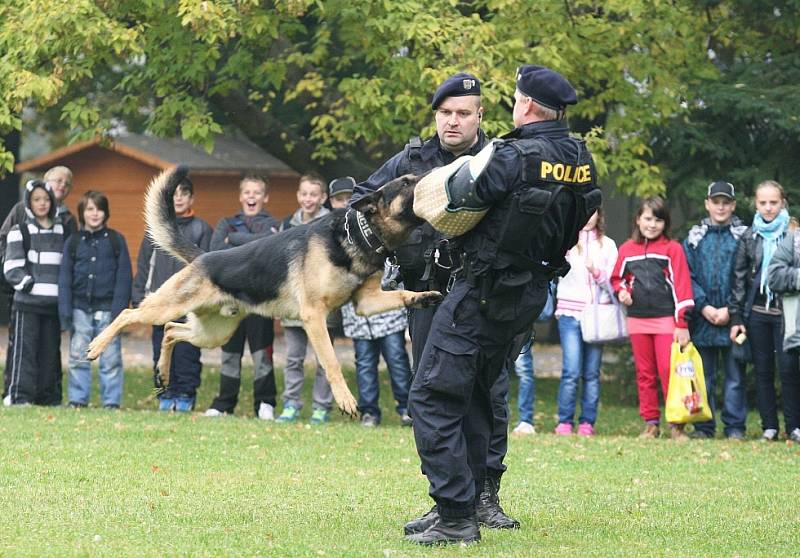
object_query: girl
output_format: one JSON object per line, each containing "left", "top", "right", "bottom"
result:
{"left": 611, "top": 197, "right": 694, "bottom": 439}
{"left": 730, "top": 180, "right": 799, "bottom": 441}
{"left": 554, "top": 208, "right": 618, "bottom": 436}
{"left": 3, "top": 180, "right": 65, "bottom": 406}
{"left": 58, "top": 191, "right": 132, "bottom": 408}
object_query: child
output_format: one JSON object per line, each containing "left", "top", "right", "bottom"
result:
{"left": 327, "top": 176, "right": 355, "bottom": 210}
{"left": 3, "top": 180, "right": 65, "bottom": 406}
{"left": 611, "top": 197, "right": 694, "bottom": 440}
{"left": 59, "top": 191, "right": 132, "bottom": 408}
{"left": 341, "top": 261, "right": 413, "bottom": 427}
{"left": 132, "top": 177, "right": 213, "bottom": 412}
{"left": 276, "top": 173, "right": 333, "bottom": 424}
{"left": 204, "top": 174, "right": 280, "bottom": 419}
{"left": 683, "top": 181, "right": 748, "bottom": 440}
{"left": 730, "top": 180, "right": 799, "bottom": 441}
{"left": 554, "top": 208, "right": 618, "bottom": 436}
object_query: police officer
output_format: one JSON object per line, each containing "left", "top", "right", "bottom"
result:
{"left": 405, "top": 65, "right": 600, "bottom": 545}
{"left": 352, "top": 73, "right": 519, "bottom": 533}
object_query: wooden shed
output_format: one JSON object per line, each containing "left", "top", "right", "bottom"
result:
{"left": 14, "top": 134, "right": 301, "bottom": 266}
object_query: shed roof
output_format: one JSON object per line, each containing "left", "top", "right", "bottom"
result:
{"left": 16, "top": 133, "right": 299, "bottom": 177}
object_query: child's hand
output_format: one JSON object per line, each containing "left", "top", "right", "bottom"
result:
{"left": 618, "top": 290, "right": 632, "bottom": 306}
{"left": 674, "top": 327, "right": 690, "bottom": 348}
{"left": 730, "top": 324, "right": 746, "bottom": 342}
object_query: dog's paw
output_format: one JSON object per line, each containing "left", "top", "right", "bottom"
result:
{"left": 153, "top": 371, "right": 168, "bottom": 394}
{"left": 331, "top": 383, "right": 358, "bottom": 418}
{"left": 409, "top": 291, "right": 444, "bottom": 308}
{"left": 85, "top": 340, "right": 102, "bottom": 361}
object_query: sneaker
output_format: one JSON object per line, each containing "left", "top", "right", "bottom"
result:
{"left": 554, "top": 422, "right": 573, "bottom": 436}
{"left": 257, "top": 402, "right": 275, "bottom": 421}
{"left": 639, "top": 423, "right": 660, "bottom": 439}
{"left": 310, "top": 408, "right": 330, "bottom": 425}
{"left": 689, "top": 430, "right": 713, "bottom": 440}
{"left": 204, "top": 408, "right": 224, "bottom": 417}
{"left": 577, "top": 422, "right": 595, "bottom": 437}
{"left": 670, "top": 424, "right": 689, "bottom": 442}
{"left": 158, "top": 397, "right": 176, "bottom": 411}
{"left": 512, "top": 421, "right": 535, "bottom": 435}
{"left": 103, "top": 404, "right": 120, "bottom": 410}
{"left": 69, "top": 401, "right": 88, "bottom": 409}
{"left": 401, "top": 413, "right": 413, "bottom": 427}
{"left": 361, "top": 413, "right": 379, "bottom": 428}
{"left": 761, "top": 428, "right": 779, "bottom": 442}
{"left": 276, "top": 405, "right": 301, "bottom": 423}
{"left": 789, "top": 428, "right": 800, "bottom": 443}
{"left": 2, "top": 394, "right": 10, "bottom": 407}
{"left": 174, "top": 396, "right": 195, "bottom": 412}
{"left": 726, "top": 430, "right": 746, "bottom": 441}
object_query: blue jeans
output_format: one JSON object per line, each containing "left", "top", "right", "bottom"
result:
{"left": 556, "top": 315, "right": 602, "bottom": 426}
{"left": 68, "top": 309, "right": 123, "bottom": 406}
{"left": 514, "top": 343, "right": 535, "bottom": 424}
{"left": 353, "top": 331, "right": 411, "bottom": 419}
{"left": 694, "top": 346, "right": 747, "bottom": 436}
{"left": 354, "top": 331, "right": 411, "bottom": 419}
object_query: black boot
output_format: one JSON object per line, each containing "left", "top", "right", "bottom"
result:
{"left": 403, "top": 505, "right": 439, "bottom": 535}
{"left": 476, "top": 477, "right": 520, "bottom": 529}
{"left": 405, "top": 514, "right": 480, "bottom": 545}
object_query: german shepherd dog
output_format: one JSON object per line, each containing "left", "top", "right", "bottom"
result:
{"left": 86, "top": 166, "right": 442, "bottom": 416}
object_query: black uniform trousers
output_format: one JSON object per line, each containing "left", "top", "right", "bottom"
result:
{"left": 408, "top": 302, "right": 509, "bottom": 478}
{"left": 409, "top": 276, "right": 547, "bottom": 518}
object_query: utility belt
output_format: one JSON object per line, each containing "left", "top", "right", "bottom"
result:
{"left": 401, "top": 238, "right": 462, "bottom": 294}
{"left": 461, "top": 254, "right": 564, "bottom": 322}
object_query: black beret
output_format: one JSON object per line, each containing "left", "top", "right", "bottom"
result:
{"left": 516, "top": 65, "right": 577, "bottom": 110}
{"left": 431, "top": 73, "right": 481, "bottom": 110}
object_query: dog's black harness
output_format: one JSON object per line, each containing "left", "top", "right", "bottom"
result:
{"left": 345, "top": 209, "right": 387, "bottom": 255}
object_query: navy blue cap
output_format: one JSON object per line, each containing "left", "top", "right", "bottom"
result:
{"left": 329, "top": 176, "right": 356, "bottom": 197}
{"left": 516, "top": 65, "right": 577, "bottom": 110}
{"left": 431, "top": 73, "right": 481, "bottom": 110}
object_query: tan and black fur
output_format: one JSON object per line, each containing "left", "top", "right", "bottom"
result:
{"left": 86, "top": 165, "right": 442, "bottom": 416}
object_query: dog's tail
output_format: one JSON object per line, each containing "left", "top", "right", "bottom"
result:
{"left": 144, "top": 165, "right": 203, "bottom": 264}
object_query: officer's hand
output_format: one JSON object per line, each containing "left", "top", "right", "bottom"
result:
{"left": 674, "top": 327, "right": 690, "bottom": 348}
{"left": 618, "top": 290, "right": 632, "bottom": 306}
{"left": 730, "top": 324, "right": 746, "bottom": 342}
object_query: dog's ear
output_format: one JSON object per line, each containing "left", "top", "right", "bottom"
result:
{"left": 351, "top": 190, "right": 382, "bottom": 215}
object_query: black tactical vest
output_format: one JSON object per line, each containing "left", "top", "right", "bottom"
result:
{"left": 465, "top": 135, "right": 602, "bottom": 279}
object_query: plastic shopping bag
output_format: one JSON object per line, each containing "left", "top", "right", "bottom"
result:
{"left": 665, "top": 342, "right": 712, "bottom": 424}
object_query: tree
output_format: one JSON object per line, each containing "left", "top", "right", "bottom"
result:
{"left": 0, "top": 1, "right": 721, "bottom": 193}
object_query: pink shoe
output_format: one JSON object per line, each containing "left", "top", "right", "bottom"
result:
{"left": 577, "top": 422, "right": 595, "bottom": 437}
{"left": 554, "top": 422, "right": 573, "bottom": 435}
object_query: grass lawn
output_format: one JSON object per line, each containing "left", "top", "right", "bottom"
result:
{"left": 1, "top": 357, "right": 798, "bottom": 557}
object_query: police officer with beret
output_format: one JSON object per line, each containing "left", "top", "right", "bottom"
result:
{"left": 404, "top": 65, "right": 601, "bottom": 545}
{"left": 352, "top": 73, "right": 520, "bottom": 532}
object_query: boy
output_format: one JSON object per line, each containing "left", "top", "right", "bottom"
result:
{"left": 683, "top": 181, "right": 748, "bottom": 439}
{"left": 3, "top": 181, "right": 65, "bottom": 405}
{"left": 59, "top": 191, "right": 132, "bottom": 408}
{"left": 132, "top": 177, "right": 213, "bottom": 412}
{"left": 205, "top": 174, "right": 280, "bottom": 419}
{"left": 276, "top": 173, "right": 333, "bottom": 424}
{"left": 327, "top": 176, "right": 355, "bottom": 209}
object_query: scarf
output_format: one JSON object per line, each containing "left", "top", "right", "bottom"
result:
{"left": 752, "top": 208, "right": 790, "bottom": 307}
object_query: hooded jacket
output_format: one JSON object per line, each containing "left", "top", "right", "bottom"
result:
{"left": 767, "top": 231, "right": 800, "bottom": 351}
{"left": 3, "top": 181, "right": 65, "bottom": 313}
{"left": 683, "top": 217, "right": 746, "bottom": 346}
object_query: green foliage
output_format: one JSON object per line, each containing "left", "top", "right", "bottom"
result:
{"left": 0, "top": 1, "right": 792, "bottom": 196}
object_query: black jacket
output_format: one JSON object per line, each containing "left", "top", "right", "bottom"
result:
{"left": 729, "top": 227, "right": 780, "bottom": 326}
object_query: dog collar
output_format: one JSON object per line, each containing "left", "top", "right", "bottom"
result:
{"left": 345, "top": 209, "right": 386, "bottom": 255}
